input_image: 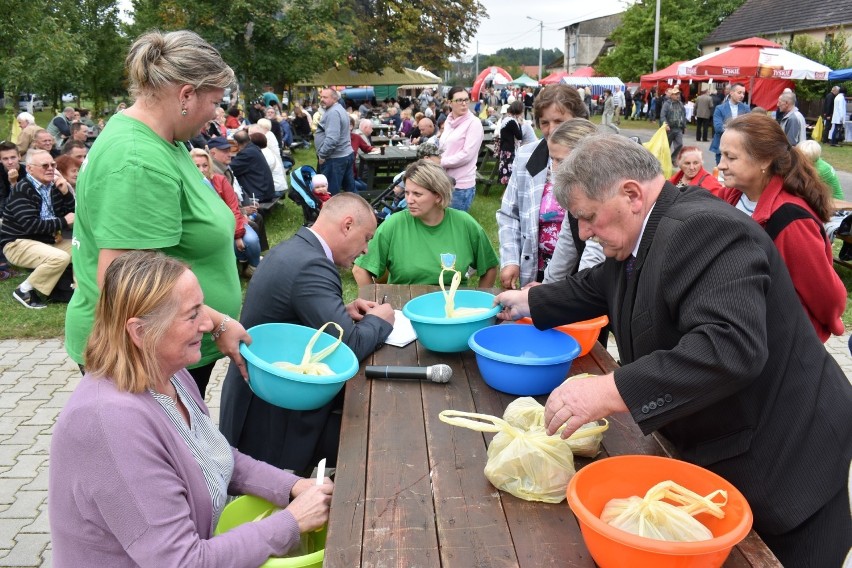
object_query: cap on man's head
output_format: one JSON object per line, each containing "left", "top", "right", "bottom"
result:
{"left": 417, "top": 143, "right": 443, "bottom": 159}
{"left": 207, "top": 136, "right": 231, "bottom": 150}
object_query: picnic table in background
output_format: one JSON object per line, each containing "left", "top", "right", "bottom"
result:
{"left": 323, "top": 284, "right": 781, "bottom": 567}
{"left": 358, "top": 146, "right": 419, "bottom": 192}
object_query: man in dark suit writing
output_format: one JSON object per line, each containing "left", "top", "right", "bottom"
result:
{"left": 495, "top": 134, "right": 851, "bottom": 566}
{"left": 219, "top": 193, "right": 394, "bottom": 475}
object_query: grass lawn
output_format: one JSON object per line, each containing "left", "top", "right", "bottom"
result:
{"left": 2, "top": 122, "right": 851, "bottom": 339}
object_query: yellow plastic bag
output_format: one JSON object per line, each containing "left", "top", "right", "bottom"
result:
{"left": 642, "top": 125, "right": 673, "bottom": 179}
{"left": 601, "top": 480, "right": 728, "bottom": 542}
{"left": 439, "top": 408, "right": 609, "bottom": 503}
{"left": 503, "top": 388, "right": 609, "bottom": 458}
{"left": 273, "top": 322, "right": 343, "bottom": 376}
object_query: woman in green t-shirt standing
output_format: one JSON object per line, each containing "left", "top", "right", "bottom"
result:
{"left": 66, "top": 30, "right": 250, "bottom": 396}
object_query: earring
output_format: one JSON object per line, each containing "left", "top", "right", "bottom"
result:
{"left": 181, "top": 108, "right": 188, "bottom": 116}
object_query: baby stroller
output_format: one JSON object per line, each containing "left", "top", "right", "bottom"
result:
{"left": 371, "top": 171, "right": 407, "bottom": 223}
{"left": 289, "top": 165, "right": 320, "bottom": 226}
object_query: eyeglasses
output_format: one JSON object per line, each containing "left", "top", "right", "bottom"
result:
{"left": 452, "top": 98, "right": 470, "bottom": 104}
{"left": 31, "top": 162, "right": 56, "bottom": 170}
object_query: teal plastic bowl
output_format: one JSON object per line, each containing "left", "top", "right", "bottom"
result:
{"left": 402, "top": 290, "right": 500, "bottom": 352}
{"left": 240, "top": 323, "right": 359, "bottom": 411}
{"left": 469, "top": 323, "right": 581, "bottom": 395}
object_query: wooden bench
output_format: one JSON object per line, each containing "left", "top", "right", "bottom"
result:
{"left": 475, "top": 142, "right": 501, "bottom": 195}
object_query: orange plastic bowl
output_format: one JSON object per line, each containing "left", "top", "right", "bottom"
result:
{"left": 516, "top": 315, "right": 608, "bottom": 356}
{"left": 566, "top": 455, "right": 753, "bottom": 568}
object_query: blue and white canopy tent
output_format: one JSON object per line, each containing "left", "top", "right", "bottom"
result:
{"left": 559, "top": 76, "right": 625, "bottom": 97}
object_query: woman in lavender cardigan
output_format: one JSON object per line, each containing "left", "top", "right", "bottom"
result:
{"left": 49, "top": 251, "right": 333, "bottom": 566}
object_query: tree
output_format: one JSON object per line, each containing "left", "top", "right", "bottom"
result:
{"left": 129, "top": 0, "right": 354, "bottom": 93}
{"left": 348, "top": 0, "right": 487, "bottom": 72}
{"left": 0, "top": 0, "right": 86, "bottom": 113}
{"left": 59, "top": 0, "right": 127, "bottom": 114}
{"left": 597, "top": 0, "right": 747, "bottom": 81}
{"left": 786, "top": 31, "right": 852, "bottom": 101}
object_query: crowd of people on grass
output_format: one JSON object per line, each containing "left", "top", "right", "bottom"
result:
{"left": 0, "top": 28, "right": 849, "bottom": 567}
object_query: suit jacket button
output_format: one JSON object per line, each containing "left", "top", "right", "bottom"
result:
{"left": 641, "top": 405, "right": 650, "bottom": 414}
{"left": 648, "top": 401, "right": 657, "bottom": 410}
{"left": 664, "top": 394, "right": 673, "bottom": 402}
{"left": 657, "top": 397, "right": 665, "bottom": 406}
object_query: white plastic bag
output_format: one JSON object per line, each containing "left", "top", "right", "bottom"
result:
{"left": 601, "top": 480, "right": 728, "bottom": 542}
{"left": 439, "top": 408, "right": 608, "bottom": 503}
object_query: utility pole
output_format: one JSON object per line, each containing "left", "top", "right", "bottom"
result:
{"left": 475, "top": 41, "right": 480, "bottom": 78}
{"left": 527, "top": 16, "right": 544, "bottom": 79}
{"left": 653, "top": 0, "right": 661, "bottom": 72}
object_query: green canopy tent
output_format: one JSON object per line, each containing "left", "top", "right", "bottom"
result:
{"left": 295, "top": 65, "right": 437, "bottom": 87}
{"left": 509, "top": 73, "right": 539, "bottom": 88}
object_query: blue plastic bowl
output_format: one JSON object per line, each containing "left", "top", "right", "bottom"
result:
{"left": 402, "top": 290, "right": 500, "bottom": 352}
{"left": 240, "top": 323, "right": 359, "bottom": 411}
{"left": 469, "top": 323, "right": 581, "bottom": 395}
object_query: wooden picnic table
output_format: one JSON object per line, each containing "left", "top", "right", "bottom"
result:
{"left": 359, "top": 146, "right": 420, "bottom": 192}
{"left": 834, "top": 198, "right": 852, "bottom": 211}
{"left": 324, "top": 284, "right": 781, "bottom": 567}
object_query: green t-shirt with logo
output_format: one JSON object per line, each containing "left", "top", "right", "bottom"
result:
{"left": 354, "top": 207, "right": 498, "bottom": 285}
{"left": 65, "top": 113, "right": 240, "bottom": 367}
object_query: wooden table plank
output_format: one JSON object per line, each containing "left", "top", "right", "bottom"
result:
{"left": 324, "top": 286, "right": 383, "bottom": 567}
{"left": 462, "top": 344, "right": 596, "bottom": 568}
{"left": 420, "top": 341, "right": 520, "bottom": 567}
{"left": 361, "top": 285, "right": 442, "bottom": 567}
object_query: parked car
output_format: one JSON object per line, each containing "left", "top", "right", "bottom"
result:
{"left": 18, "top": 94, "right": 45, "bottom": 112}
{"left": 62, "top": 93, "right": 76, "bottom": 103}
{"left": 220, "top": 87, "right": 232, "bottom": 109}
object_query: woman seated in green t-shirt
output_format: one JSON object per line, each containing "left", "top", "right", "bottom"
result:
{"left": 352, "top": 160, "right": 498, "bottom": 288}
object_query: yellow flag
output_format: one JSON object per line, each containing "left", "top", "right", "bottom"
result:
{"left": 10, "top": 115, "right": 21, "bottom": 145}
{"left": 812, "top": 117, "right": 823, "bottom": 143}
{"left": 642, "top": 126, "right": 673, "bottom": 179}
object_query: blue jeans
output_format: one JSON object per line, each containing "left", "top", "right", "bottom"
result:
{"left": 320, "top": 153, "right": 356, "bottom": 195}
{"left": 450, "top": 187, "right": 475, "bottom": 212}
{"left": 236, "top": 224, "right": 261, "bottom": 267}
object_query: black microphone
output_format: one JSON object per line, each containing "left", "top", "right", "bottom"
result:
{"left": 365, "top": 364, "right": 452, "bottom": 383}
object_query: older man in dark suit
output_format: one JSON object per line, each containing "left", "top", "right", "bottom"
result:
{"left": 219, "top": 193, "right": 394, "bottom": 475}
{"left": 495, "top": 134, "right": 852, "bottom": 567}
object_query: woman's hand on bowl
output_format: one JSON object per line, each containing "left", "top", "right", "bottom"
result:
{"left": 286, "top": 481, "right": 333, "bottom": 533}
{"left": 207, "top": 307, "right": 252, "bottom": 379}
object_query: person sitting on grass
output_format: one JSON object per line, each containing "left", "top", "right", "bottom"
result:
{"left": 1, "top": 149, "right": 75, "bottom": 309}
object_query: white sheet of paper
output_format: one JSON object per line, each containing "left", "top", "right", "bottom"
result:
{"left": 384, "top": 310, "right": 417, "bottom": 347}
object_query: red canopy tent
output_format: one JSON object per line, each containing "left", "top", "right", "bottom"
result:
{"left": 570, "top": 66, "right": 596, "bottom": 77}
{"left": 471, "top": 66, "right": 513, "bottom": 101}
{"left": 540, "top": 70, "right": 570, "bottom": 85}
{"left": 675, "top": 37, "right": 829, "bottom": 108}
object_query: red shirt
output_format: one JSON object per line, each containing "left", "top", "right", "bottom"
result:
{"left": 350, "top": 133, "right": 374, "bottom": 177}
{"left": 715, "top": 175, "right": 845, "bottom": 341}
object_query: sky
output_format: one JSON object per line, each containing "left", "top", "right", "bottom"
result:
{"left": 464, "top": 0, "right": 632, "bottom": 58}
